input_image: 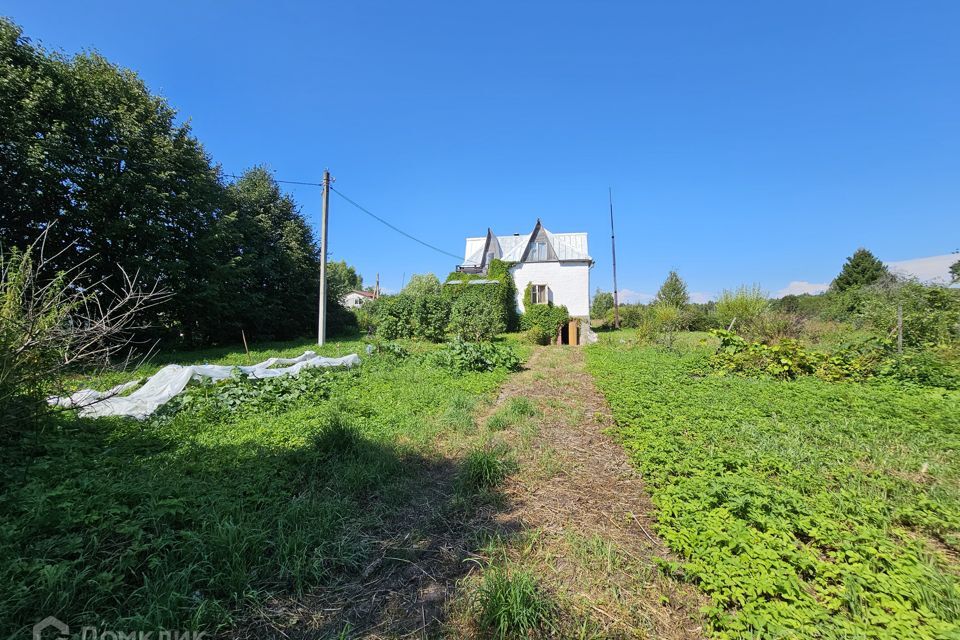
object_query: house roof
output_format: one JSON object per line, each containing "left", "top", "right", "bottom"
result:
{"left": 347, "top": 290, "right": 375, "bottom": 298}
{"left": 461, "top": 221, "right": 591, "bottom": 268}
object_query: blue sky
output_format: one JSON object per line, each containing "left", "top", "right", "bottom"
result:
{"left": 6, "top": 1, "right": 959, "bottom": 300}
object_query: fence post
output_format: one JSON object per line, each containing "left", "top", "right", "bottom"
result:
{"left": 897, "top": 303, "right": 903, "bottom": 354}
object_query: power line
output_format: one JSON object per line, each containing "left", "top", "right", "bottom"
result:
{"left": 5, "top": 141, "right": 463, "bottom": 261}
{"left": 330, "top": 186, "right": 463, "bottom": 260}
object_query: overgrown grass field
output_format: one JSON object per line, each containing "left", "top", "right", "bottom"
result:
{"left": 586, "top": 332, "right": 960, "bottom": 638}
{"left": 0, "top": 338, "right": 523, "bottom": 636}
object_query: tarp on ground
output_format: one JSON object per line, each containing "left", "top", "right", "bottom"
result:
{"left": 48, "top": 351, "right": 361, "bottom": 420}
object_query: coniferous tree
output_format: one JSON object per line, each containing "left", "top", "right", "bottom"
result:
{"left": 654, "top": 271, "right": 690, "bottom": 307}
{"left": 831, "top": 249, "right": 889, "bottom": 292}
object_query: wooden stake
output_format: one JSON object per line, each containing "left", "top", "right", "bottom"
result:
{"left": 241, "top": 330, "right": 249, "bottom": 356}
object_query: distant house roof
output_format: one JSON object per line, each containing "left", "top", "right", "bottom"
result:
{"left": 460, "top": 220, "right": 591, "bottom": 269}
{"left": 347, "top": 290, "right": 375, "bottom": 298}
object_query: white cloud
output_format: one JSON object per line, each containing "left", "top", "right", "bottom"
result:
{"left": 689, "top": 291, "right": 715, "bottom": 303}
{"left": 775, "top": 281, "right": 829, "bottom": 298}
{"left": 618, "top": 288, "right": 653, "bottom": 304}
{"left": 886, "top": 254, "right": 958, "bottom": 285}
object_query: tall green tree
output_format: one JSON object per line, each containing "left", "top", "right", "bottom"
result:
{"left": 591, "top": 289, "right": 614, "bottom": 318}
{"left": 204, "top": 168, "right": 321, "bottom": 342}
{"left": 0, "top": 18, "right": 222, "bottom": 340}
{"left": 402, "top": 273, "right": 442, "bottom": 298}
{"left": 655, "top": 271, "right": 690, "bottom": 307}
{"left": 831, "top": 249, "right": 889, "bottom": 292}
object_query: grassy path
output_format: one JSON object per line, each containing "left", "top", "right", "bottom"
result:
{"left": 450, "top": 347, "right": 705, "bottom": 638}
{"left": 226, "top": 344, "right": 704, "bottom": 638}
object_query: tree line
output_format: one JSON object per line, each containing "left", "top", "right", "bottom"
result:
{"left": 0, "top": 18, "right": 356, "bottom": 346}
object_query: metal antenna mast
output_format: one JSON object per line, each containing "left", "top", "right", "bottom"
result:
{"left": 609, "top": 187, "right": 620, "bottom": 329}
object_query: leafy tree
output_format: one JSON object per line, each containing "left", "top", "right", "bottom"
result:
{"left": 654, "top": 271, "right": 690, "bottom": 308}
{"left": 831, "top": 248, "right": 889, "bottom": 292}
{"left": 402, "top": 273, "right": 442, "bottom": 298}
{"left": 0, "top": 19, "right": 223, "bottom": 341}
{"left": 204, "top": 168, "right": 321, "bottom": 341}
{"left": 950, "top": 258, "right": 960, "bottom": 284}
{"left": 328, "top": 261, "right": 362, "bottom": 301}
{"left": 591, "top": 289, "right": 614, "bottom": 318}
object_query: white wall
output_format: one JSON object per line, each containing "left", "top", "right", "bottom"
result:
{"left": 511, "top": 261, "right": 591, "bottom": 317}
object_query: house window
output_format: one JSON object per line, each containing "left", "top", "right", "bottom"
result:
{"left": 529, "top": 241, "right": 547, "bottom": 261}
{"left": 531, "top": 284, "right": 548, "bottom": 305}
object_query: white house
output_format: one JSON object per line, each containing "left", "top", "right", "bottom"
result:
{"left": 343, "top": 290, "right": 375, "bottom": 309}
{"left": 458, "top": 219, "right": 592, "bottom": 318}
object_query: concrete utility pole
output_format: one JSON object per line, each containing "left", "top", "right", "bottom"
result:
{"left": 609, "top": 187, "right": 621, "bottom": 329}
{"left": 318, "top": 169, "right": 331, "bottom": 345}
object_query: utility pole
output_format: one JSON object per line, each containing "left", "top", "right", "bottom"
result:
{"left": 375, "top": 272, "right": 380, "bottom": 299}
{"left": 318, "top": 169, "right": 331, "bottom": 345}
{"left": 609, "top": 187, "right": 620, "bottom": 329}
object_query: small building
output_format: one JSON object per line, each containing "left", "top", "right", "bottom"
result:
{"left": 458, "top": 219, "right": 592, "bottom": 319}
{"left": 343, "top": 290, "right": 375, "bottom": 309}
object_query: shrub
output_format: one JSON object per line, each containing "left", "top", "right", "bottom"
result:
{"left": 474, "top": 566, "right": 555, "bottom": 639}
{"left": 617, "top": 303, "right": 646, "bottom": 329}
{"left": 520, "top": 303, "right": 569, "bottom": 342}
{"left": 411, "top": 294, "right": 450, "bottom": 342}
{"left": 742, "top": 311, "right": 805, "bottom": 344}
{"left": 449, "top": 294, "right": 506, "bottom": 342}
{"left": 715, "top": 285, "right": 769, "bottom": 330}
{"left": 432, "top": 340, "right": 522, "bottom": 373}
{"left": 1, "top": 239, "right": 165, "bottom": 433}
{"left": 857, "top": 280, "right": 960, "bottom": 348}
{"left": 374, "top": 293, "right": 450, "bottom": 342}
{"left": 682, "top": 302, "right": 722, "bottom": 332}
{"left": 524, "top": 325, "right": 553, "bottom": 345}
{"left": 650, "top": 302, "right": 683, "bottom": 348}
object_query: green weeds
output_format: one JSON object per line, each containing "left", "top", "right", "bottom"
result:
{"left": 586, "top": 336, "right": 960, "bottom": 638}
{"left": 0, "top": 338, "right": 519, "bottom": 637}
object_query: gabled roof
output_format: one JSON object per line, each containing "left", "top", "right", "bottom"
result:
{"left": 460, "top": 220, "right": 591, "bottom": 268}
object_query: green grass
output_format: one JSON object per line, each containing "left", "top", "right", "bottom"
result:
{"left": 586, "top": 333, "right": 960, "bottom": 639}
{"left": 459, "top": 441, "right": 518, "bottom": 493}
{"left": 0, "top": 337, "right": 522, "bottom": 637}
{"left": 473, "top": 565, "right": 555, "bottom": 639}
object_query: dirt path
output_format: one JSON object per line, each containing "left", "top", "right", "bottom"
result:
{"left": 467, "top": 346, "right": 705, "bottom": 638}
{"left": 236, "top": 346, "right": 704, "bottom": 638}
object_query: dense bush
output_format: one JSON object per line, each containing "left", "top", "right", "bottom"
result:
{"left": 374, "top": 293, "right": 450, "bottom": 342}
{"left": 857, "top": 279, "right": 960, "bottom": 348}
{"left": 449, "top": 294, "right": 506, "bottom": 341}
{"left": 444, "top": 260, "right": 519, "bottom": 333}
{"left": 431, "top": 339, "right": 522, "bottom": 373}
{"left": 710, "top": 329, "right": 959, "bottom": 389}
{"left": 714, "top": 285, "right": 769, "bottom": 330}
{"left": 682, "top": 302, "right": 722, "bottom": 332}
{"left": 520, "top": 303, "right": 569, "bottom": 344}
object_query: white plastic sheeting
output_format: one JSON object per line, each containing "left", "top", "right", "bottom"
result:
{"left": 49, "top": 351, "right": 361, "bottom": 420}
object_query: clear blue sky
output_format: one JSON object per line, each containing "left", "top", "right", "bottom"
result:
{"left": 7, "top": 1, "right": 959, "bottom": 300}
